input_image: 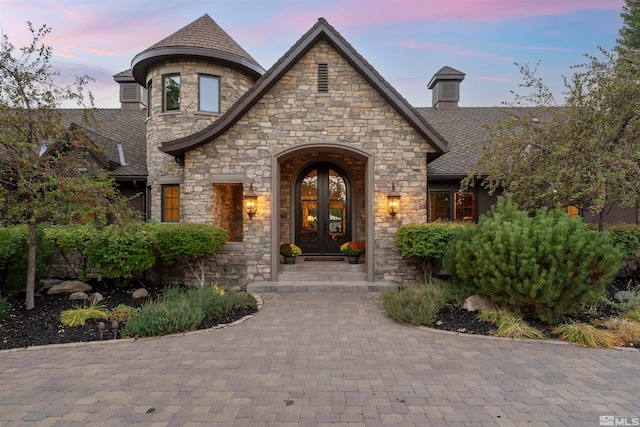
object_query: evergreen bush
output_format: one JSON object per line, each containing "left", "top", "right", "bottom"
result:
{"left": 444, "top": 198, "right": 623, "bottom": 323}
{"left": 44, "top": 223, "right": 98, "bottom": 280}
{"left": 607, "top": 224, "right": 640, "bottom": 255}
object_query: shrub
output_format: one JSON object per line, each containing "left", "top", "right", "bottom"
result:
{"left": 552, "top": 322, "right": 619, "bottom": 349}
{"left": 120, "top": 300, "right": 205, "bottom": 337}
{"left": 477, "top": 309, "right": 547, "bottom": 339}
{"left": 0, "top": 298, "right": 9, "bottom": 322}
{"left": 152, "top": 223, "right": 227, "bottom": 286}
{"left": 0, "top": 225, "right": 54, "bottom": 296}
{"left": 109, "top": 304, "right": 137, "bottom": 323}
{"left": 381, "top": 278, "right": 453, "bottom": 326}
{"left": 607, "top": 224, "right": 640, "bottom": 256}
{"left": 444, "top": 198, "right": 623, "bottom": 323}
{"left": 60, "top": 304, "right": 109, "bottom": 326}
{"left": 86, "top": 222, "right": 155, "bottom": 279}
{"left": 396, "top": 222, "right": 467, "bottom": 281}
{"left": 44, "top": 224, "right": 98, "bottom": 280}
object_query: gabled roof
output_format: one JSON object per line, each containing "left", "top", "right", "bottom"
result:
{"left": 60, "top": 109, "right": 147, "bottom": 179}
{"left": 131, "top": 14, "right": 264, "bottom": 85}
{"left": 161, "top": 17, "right": 449, "bottom": 157}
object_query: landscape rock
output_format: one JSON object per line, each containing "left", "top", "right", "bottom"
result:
{"left": 47, "top": 280, "right": 92, "bottom": 295}
{"left": 87, "top": 292, "right": 104, "bottom": 304}
{"left": 615, "top": 290, "right": 630, "bottom": 302}
{"left": 39, "top": 279, "right": 64, "bottom": 290}
{"left": 463, "top": 295, "right": 495, "bottom": 312}
{"left": 132, "top": 288, "right": 149, "bottom": 299}
{"left": 230, "top": 286, "right": 242, "bottom": 293}
{"left": 69, "top": 292, "right": 89, "bottom": 301}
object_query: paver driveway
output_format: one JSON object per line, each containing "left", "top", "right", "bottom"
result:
{"left": 1, "top": 291, "right": 639, "bottom": 426}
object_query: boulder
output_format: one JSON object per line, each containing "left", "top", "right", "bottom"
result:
{"left": 463, "top": 295, "right": 495, "bottom": 312}
{"left": 47, "top": 280, "right": 92, "bottom": 295}
{"left": 69, "top": 292, "right": 89, "bottom": 301}
{"left": 615, "top": 290, "right": 630, "bottom": 302}
{"left": 87, "top": 292, "right": 104, "bottom": 304}
{"left": 39, "top": 278, "right": 64, "bottom": 289}
{"left": 132, "top": 288, "right": 149, "bottom": 299}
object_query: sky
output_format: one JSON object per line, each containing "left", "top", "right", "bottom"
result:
{"left": 0, "top": 0, "right": 626, "bottom": 109}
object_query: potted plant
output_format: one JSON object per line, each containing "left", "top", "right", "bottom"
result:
{"left": 340, "top": 241, "right": 365, "bottom": 264}
{"left": 280, "top": 243, "right": 302, "bottom": 264}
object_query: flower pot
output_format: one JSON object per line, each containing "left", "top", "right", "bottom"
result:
{"left": 283, "top": 256, "right": 297, "bottom": 264}
{"left": 347, "top": 255, "right": 360, "bottom": 264}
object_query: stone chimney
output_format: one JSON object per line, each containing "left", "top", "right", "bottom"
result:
{"left": 428, "top": 66, "right": 465, "bottom": 110}
{"left": 113, "top": 70, "right": 147, "bottom": 111}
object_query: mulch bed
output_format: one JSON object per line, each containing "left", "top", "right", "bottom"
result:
{"left": 0, "top": 281, "right": 257, "bottom": 351}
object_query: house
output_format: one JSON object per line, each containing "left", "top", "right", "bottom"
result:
{"left": 78, "top": 14, "right": 638, "bottom": 287}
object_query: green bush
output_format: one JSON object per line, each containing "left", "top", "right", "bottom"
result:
{"left": 121, "top": 284, "right": 256, "bottom": 338}
{"left": 380, "top": 278, "right": 454, "bottom": 326}
{"left": 607, "top": 224, "right": 640, "bottom": 256}
{"left": 152, "top": 223, "right": 227, "bottom": 287}
{"left": 152, "top": 223, "right": 227, "bottom": 264}
{"left": 0, "top": 298, "right": 9, "bottom": 322}
{"left": 44, "top": 224, "right": 98, "bottom": 280}
{"left": 396, "top": 222, "right": 467, "bottom": 280}
{"left": 86, "top": 222, "right": 155, "bottom": 279}
{"left": 444, "top": 197, "right": 623, "bottom": 323}
{"left": 0, "top": 225, "right": 54, "bottom": 296}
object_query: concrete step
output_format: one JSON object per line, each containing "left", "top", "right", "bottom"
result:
{"left": 247, "top": 281, "right": 397, "bottom": 293}
{"left": 278, "top": 271, "right": 368, "bottom": 282}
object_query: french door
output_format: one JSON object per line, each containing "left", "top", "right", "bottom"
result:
{"left": 295, "top": 163, "right": 351, "bottom": 255}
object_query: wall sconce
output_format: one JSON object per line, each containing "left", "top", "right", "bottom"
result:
{"left": 244, "top": 183, "right": 258, "bottom": 219}
{"left": 387, "top": 182, "right": 401, "bottom": 218}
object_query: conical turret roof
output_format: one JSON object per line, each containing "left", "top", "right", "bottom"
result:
{"left": 131, "top": 14, "right": 264, "bottom": 85}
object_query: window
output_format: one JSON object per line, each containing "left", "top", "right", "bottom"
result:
{"left": 162, "top": 184, "right": 179, "bottom": 222}
{"left": 163, "top": 75, "right": 180, "bottom": 112}
{"left": 564, "top": 205, "right": 580, "bottom": 219}
{"left": 147, "top": 80, "right": 152, "bottom": 117}
{"left": 429, "top": 190, "right": 475, "bottom": 222}
{"left": 429, "top": 191, "right": 451, "bottom": 221}
{"left": 317, "top": 63, "right": 328, "bottom": 93}
{"left": 199, "top": 75, "right": 220, "bottom": 113}
{"left": 212, "top": 183, "right": 243, "bottom": 241}
{"left": 454, "top": 193, "right": 475, "bottom": 222}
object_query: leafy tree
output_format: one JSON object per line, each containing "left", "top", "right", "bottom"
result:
{"left": 0, "top": 23, "right": 131, "bottom": 308}
{"left": 616, "top": 0, "right": 640, "bottom": 57}
{"left": 464, "top": 50, "right": 640, "bottom": 232}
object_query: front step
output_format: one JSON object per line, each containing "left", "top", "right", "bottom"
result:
{"left": 247, "top": 280, "right": 397, "bottom": 293}
{"left": 279, "top": 257, "right": 366, "bottom": 282}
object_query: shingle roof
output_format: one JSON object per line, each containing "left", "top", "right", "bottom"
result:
{"left": 147, "top": 14, "right": 257, "bottom": 63}
{"left": 131, "top": 14, "right": 264, "bottom": 85}
{"left": 418, "top": 107, "right": 510, "bottom": 177}
{"left": 59, "top": 109, "right": 147, "bottom": 178}
{"left": 161, "top": 17, "right": 448, "bottom": 157}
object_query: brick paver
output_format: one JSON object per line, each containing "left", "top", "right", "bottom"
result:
{"left": 0, "top": 292, "right": 638, "bottom": 426}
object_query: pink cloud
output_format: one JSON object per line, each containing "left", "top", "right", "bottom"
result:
{"left": 397, "top": 39, "right": 512, "bottom": 62}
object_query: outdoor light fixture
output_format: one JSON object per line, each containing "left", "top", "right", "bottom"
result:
{"left": 387, "top": 183, "right": 401, "bottom": 218}
{"left": 244, "top": 183, "right": 258, "bottom": 219}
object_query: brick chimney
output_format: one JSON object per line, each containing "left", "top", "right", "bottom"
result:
{"left": 113, "top": 70, "right": 147, "bottom": 111}
{"left": 428, "top": 66, "right": 465, "bottom": 110}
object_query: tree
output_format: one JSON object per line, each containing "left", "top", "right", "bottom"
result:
{"left": 616, "top": 0, "right": 640, "bottom": 57}
{"left": 463, "top": 50, "right": 640, "bottom": 232}
{"left": 0, "top": 23, "right": 131, "bottom": 309}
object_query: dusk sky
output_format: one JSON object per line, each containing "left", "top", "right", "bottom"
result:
{"left": 0, "top": 0, "right": 625, "bottom": 109}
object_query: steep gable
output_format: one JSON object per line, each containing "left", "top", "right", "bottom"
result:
{"left": 161, "top": 18, "right": 448, "bottom": 157}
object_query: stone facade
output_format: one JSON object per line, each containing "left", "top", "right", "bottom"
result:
{"left": 174, "top": 40, "right": 434, "bottom": 285}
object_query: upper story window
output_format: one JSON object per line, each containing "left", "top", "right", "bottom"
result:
{"left": 147, "top": 80, "right": 152, "bottom": 117}
{"left": 199, "top": 75, "right": 220, "bottom": 113}
{"left": 163, "top": 74, "right": 180, "bottom": 112}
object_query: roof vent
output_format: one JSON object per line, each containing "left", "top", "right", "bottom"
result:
{"left": 428, "top": 66, "right": 465, "bottom": 110}
{"left": 113, "top": 70, "right": 147, "bottom": 111}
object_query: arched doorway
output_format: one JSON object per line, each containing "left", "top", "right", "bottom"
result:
{"left": 295, "top": 162, "right": 351, "bottom": 255}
